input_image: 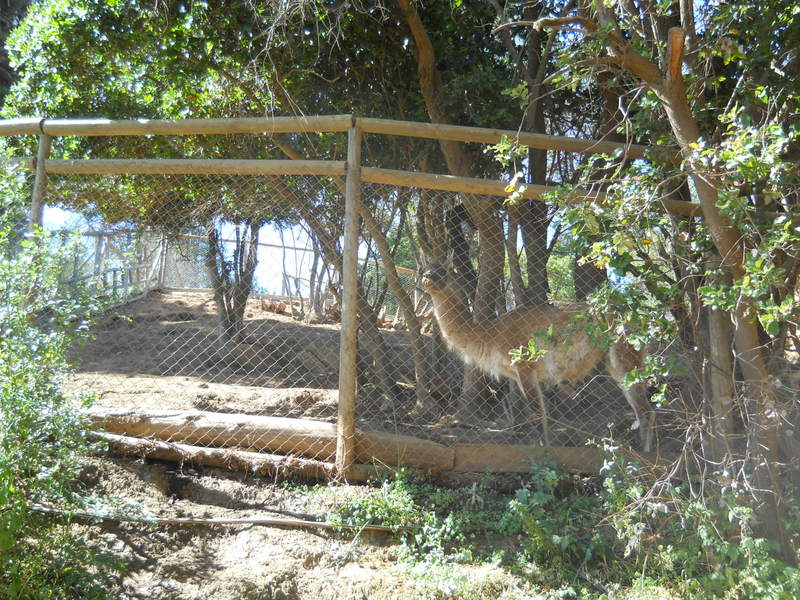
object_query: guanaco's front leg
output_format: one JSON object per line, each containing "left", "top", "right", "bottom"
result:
{"left": 514, "top": 367, "right": 550, "bottom": 446}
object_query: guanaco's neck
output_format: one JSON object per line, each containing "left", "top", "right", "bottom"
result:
{"left": 428, "top": 286, "right": 479, "bottom": 350}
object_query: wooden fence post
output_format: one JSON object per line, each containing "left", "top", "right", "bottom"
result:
{"left": 336, "top": 122, "right": 362, "bottom": 478}
{"left": 29, "top": 133, "right": 52, "bottom": 231}
{"left": 25, "top": 133, "right": 53, "bottom": 318}
{"left": 157, "top": 235, "right": 169, "bottom": 288}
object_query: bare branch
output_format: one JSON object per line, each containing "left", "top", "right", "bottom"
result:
{"left": 487, "top": 0, "right": 522, "bottom": 72}
{"left": 492, "top": 16, "right": 598, "bottom": 35}
{"left": 592, "top": 0, "right": 626, "bottom": 42}
{"left": 541, "top": 57, "right": 620, "bottom": 86}
{"left": 679, "top": 0, "right": 696, "bottom": 59}
{"left": 525, "top": 0, "right": 577, "bottom": 125}
{"left": 499, "top": 13, "right": 663, "bottom": 88}
{"left": 532, "top": 0, "right": 577, "bottom": 86}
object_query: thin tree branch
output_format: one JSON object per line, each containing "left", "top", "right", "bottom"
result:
{"left": 492, "top": 16, "right": 598, "bottom": 35}
{"left": 495, "top": 15, "right": 663, "bottom": 87}
{"left": 30, "top": 504, "right": 406, "bottom": 533}
{"left": 487, "top": 0, "right": 523, "bottom": 76}
{"left": 541, "top": 57, "right": 620, "bottom": 86}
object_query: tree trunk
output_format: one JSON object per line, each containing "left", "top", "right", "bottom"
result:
{"left": 457, "top": 208, "right": 505, "bottom": 420}
{"left": 306, "top": 237, "right": 325, "bottom": 321}
{"left": 520, "top": 4, "right": 551, "bottom": 305}
{"left": 647, "top": 32, "right": 791, "bottom": 561}
{"left": 398, "top": 0, "right": 507, "bottom": 420}
{"left": 359, "top": 208, "right": 434, "bottom": 413}
{"left": 205, "top": 220, "right": 259, "bottom": 344}
{"left": 284, "top": 186, "right": 402, "bottom": 402}
{"left": 514, "top": 5, "right": 794, "bottom": 559}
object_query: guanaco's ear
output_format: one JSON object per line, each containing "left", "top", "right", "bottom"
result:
{"left": 423, "top": 262, "right": 441, "bottom": 274}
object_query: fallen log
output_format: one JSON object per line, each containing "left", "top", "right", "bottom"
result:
{"left": 92, "top": 431, "right": 334, "bottom": 479}
{"left": 31, "top": 503, "right": 407, "bottom": 532}
{"left": 90, "top": 431, "right": 387, "bottom": 483}
{"left": 89, "top": 409, "right": 338, "bottom": 459}
{"left": 88, "top": 409, "right": 455, "bottom": 471}
{"left": 358, "top": 429, "right": 453, "bottom": 472}
{"left": 453, "top": 443, "right": 678, "bottom": 473}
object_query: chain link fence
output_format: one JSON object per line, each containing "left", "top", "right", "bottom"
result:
{"left": 39, "top": 172, "right": 348, "bottom": 464}
{"left": 356, "top": 182, "right": 656, "bottom": 451}
{"left": 1, "top": 162, "right": 670, "bottom": 471}
{"left": 5, "top": 117, "right": 779, "bottom": 479}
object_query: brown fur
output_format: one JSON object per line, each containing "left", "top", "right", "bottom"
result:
{"left": 422, "top": 265, "right": 654, "bottom": 450}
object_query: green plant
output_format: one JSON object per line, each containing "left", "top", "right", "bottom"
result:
{"left": 597, "top": 440, "right": 800, "bottom": 600}
{"left": 0, "top": 204, "right": 119, "bottom": 598}
{"left": 333, "top": 454, "right": 800, "bottom": 598}
{"left": 330, "top": 467, "right": 618, "bottom": 596}
{"left": 332, "top": 473, "right": 422, "bottom": 532}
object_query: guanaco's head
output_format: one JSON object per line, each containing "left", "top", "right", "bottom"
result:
{"left": 421, "top": 263, "right": 449, "bottom": 293}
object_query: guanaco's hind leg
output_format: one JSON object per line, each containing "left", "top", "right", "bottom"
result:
{"left": 623, "top": 383, "right": 655, "bottom": 452}
{"left": 514, "top": 368, "right": 550, "bottom": 446}
{"left": 609, "top": 342, "right": 655, "bottom": 452}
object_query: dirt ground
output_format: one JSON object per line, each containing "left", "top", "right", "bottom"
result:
{"left": 72, "top": 289, "right": 634, "bottom": 447}
{"left": 61, "top": 290, "right": 733, "bottom": 598}
{"left": 70, "top": 290, "right": 537, "bottom": 599}
{"left": 78, "top": 457, "right": 519, "bottom": 600}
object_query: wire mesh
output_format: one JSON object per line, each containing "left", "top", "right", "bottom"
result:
{"left": 356, "top": 182, "right": 651, "bottom": 450}
{"left": 2, "top": 155, "right": 705, "bottom": 471}
{"left": 45, "top": 172, "right": 347, "bottom": 462}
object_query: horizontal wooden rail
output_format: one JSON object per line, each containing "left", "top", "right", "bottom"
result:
{"left": 362, "top": 167, "right": 701, "bottom": 217}
{"left": 358, "top": 117, "right": 654, "bottom": 158}
{"left": 41, "top": 158, "right": 346, "bottom": 176}
{"left": 2, "top": 157, "right": 700, "bottom": 216}
{"left": 0, "top": 118, "right": 41, "bottom": 135}
{"left": 362, "top": 166, "right": 565, "bottom": 199}
{"left": 1, "top": 116, "right": 661, "bottom": 159}
{"left": 0, "top": 115, "right": 353, "bottom": 136}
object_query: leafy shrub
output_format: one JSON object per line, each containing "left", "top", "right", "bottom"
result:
{"left": 330, "top": 454, "right": 799, "bottom": 599}
{"left": 330, "top": 466, "right": 616, "bottom": 592}
{"left": 331, "top": 470, "right": 468, "bottom": 563}
{"left": 0, "top": 210, "right": 119, "bottom": 599}
{"left": 504, "top": 463, "right": 613, "bottom": 582}
{"left": 598, "top": 443, "right": 800, "bottom": 600}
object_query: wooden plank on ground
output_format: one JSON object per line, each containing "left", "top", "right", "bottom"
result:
{"left": 357, "top": 430, "right": 454, "bottom": 472}
{"left": 90, "top": 409, "right": 339, "bottom": 460}
{"left": 453, "top": 444, "right": 677, "bottom": 474}
{"left": 88, "top": 409, "right": 454, "bottom": 471}
{"left": 91, "top": 431, "right": 392, "bottom": 483}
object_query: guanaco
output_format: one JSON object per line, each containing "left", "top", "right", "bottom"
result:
{"left": 421, "top": 264, "right": 655, "bottom": 450}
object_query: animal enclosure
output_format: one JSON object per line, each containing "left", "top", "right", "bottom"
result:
{"left": 0, "top": 115, "right": 754, "bottom": 478}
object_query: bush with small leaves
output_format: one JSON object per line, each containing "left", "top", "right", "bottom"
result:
{"left": 0, "top": 196, "right": 120, "bottom": 599}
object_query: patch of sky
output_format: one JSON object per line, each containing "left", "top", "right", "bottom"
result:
{"left": 39, "top": 205, "right": 372, "bottom": 298}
